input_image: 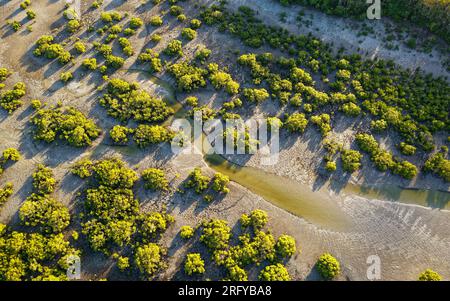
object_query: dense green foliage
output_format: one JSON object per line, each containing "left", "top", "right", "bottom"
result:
{"left": 180, "top": 225, "right": 195, "bottom": 239}
{"left": 133, "top": 125, "right": 175, "bottom": 147}
{"left": 31, "top": 106, "right": 101, "bottom": 147}
{"left": 285, "top": 113, "right": 308, "bottom": 133}
{"left": 73, "top": 158, "right": 174, "bottom": 277}
{"left": 19, "top": 165, "right": 70, "bottom": 233}
{"left": 278, "top": 0, "right": 450, "bottom": 44}
{"left": 19, "top": 193, "right": 70, "bottom": 233}
{"left": 200, "top": 5, "right": 449, "bottom": 158}
{"left": 168, "top": 62, "right": 208, "bottom": 92}
{"left": 185, "top": 168, "right": 210, "bottom": 194}
{"left": 109, "top": 125, "right": 134, "bottom": 144}
{"left": 0, "top": 183, "right": 13, "bottom": 207}
{"left": 355, "top": 133, "right": 418, "bottom": 179}
{"left": 1, "top": 82, "right": 26, "bottom": 113}
{"left": 316, "top": 253, "right": 340, "bottom": 280}
{"left": 33, "top": 35, "right": 71, "bottom": 64}
{"left": 0, "top": 225, "right": 79, "bottom": 281}
{"left": 100, "top": 79, "right": 174, "bottom": 123}
{"left": 141, "top": 168, "right": 169, "bottom": 191}
{"left": 341, "top": 149, "right": 362, "bottom": 173}
{"left": 259, "top": 263, "right": 291, "bottom": 281}
{"left": 184, "top": 253, "right": 205, "bottom": 276}
{"left": 418, "top": 269, "right": 442, "bottom": 281}
{"left": 423, "top": 148, "right": 450, "bottom": 182}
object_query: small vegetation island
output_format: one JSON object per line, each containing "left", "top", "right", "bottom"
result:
{"left": 0, "top": 0, "right": 448, "bottom": 283}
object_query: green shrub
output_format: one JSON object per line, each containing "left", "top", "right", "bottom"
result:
{"left": 2, "top": 148, "right": 21, "bottom": 162}
{"left": 180, "top": 225, "right": 194, "bottom": 239}
{"left": 185, "top": 168, "right": 210, "bottom": 194}
{"left": 149, "top": 16, "right": 163, "bottom": 26}
{"left": 184, "top": 253, "right": 205, "bottom": 275}
{"left": 259, "top": 264, "right": 290, "bottom": 281}
{"left": 398, "top": 142, "right": 416, "bottom": 156}
{"left": 0, "top": 82, "right": 26, "bottom": 113}
{"left": 240, "top": 209, "right": 268, "bottom": 230}
{"left": 211, "top": 172, "right": 230, "bottom": 193}
{"left": 133, "top": 125, "right": 174, "bottom": 147}
{"left": 190, "top": 19, "right": 202, "bottom": 29}
{"left": 325, "top": 161, "right": 337, "bottom": 172}
{"left": 200, "top": 219, "right": 231, "bottom": 250}
{"left": 185, "top": 96, "right": 198, "bottom": 107}
{"left": 341, "top": 149, "right": 362, "bottom": 172}
{"left": 168, "top": 62, "right": 207, "bottom": 91}
{"left": 418, "top": 269, "right": 442, "bottom": 281}
{"left": 100, "top": 78, "right": 174, "bottom": 122}
{"left": 82, "top": 58, "right": 97, "bottom": 70}
{"left": 19, "top": 193, "right": 70, "bottom": 233}
{"left": 134, "top": 243, "right": 164, "bottom": 277}
{"left": 32, "top": 106, "right": 101, "bottom": 147}
{"left": 129, "top": 17, "right": 143, "bottom": 29}
{"left": 195, "top": 48, "right": 211, "bottom": 61}
{"left": 32, "top": 164, "right": 56, "bottom": 195}
{"left": 0, "top": 183, "right": 13, "bottom": 207}
{"left": 71, "top": 159, "right": 93, "bottom": 178}
{"left": 169, "top": 5, "right": 183, "bottom": 16}
{"left": 317, "top": 253, "right": 340, "bottom": 280}
{"left": 0, "top": 68, "right": 9, "bottom": 81}
{"left": 73, "top": 41, "right": 86, "bottom": 53}
{"left": 60, "top": 72, "right": 73, "bottom": 82}
{"left": 243, "top": 88, "right": 269, "bottom": 103}
{"left": 92, "top": 158, "right": 138, "bottom": 189}
{"left": 181, "top": 28, "right": 197, "bottom": 40}
{"left": 67, "top": 20, "right": 80, "bottom": 33}
{"left": 105, "top": 55, "right": 125, "bottom": 68}
{"left": 275, "top": 235, "right": 297, "bottom": 257}
{"left": 164, "top": 39, "right": 183, "bottom": 57}
{"left": 341, "top": 102, "right": 361, "bottom": 117}
{"left": 109, "top": 125, "right": 133, "bottom": 144}
{"left": 423, "top": 151, "right": 450, "bottom": 182}
{"left": 310, "top": 114, "right": 332, "bottom": 136}
{"left": 0, "top": 228, "right": 79, "bottom": 281}
{"left": 285, "top": 113, "right": 308, "bottom": 133}
{"left": 26, "top": 9, "right": 36, "bottom": 20}
{"left": 141, "top": 168, "right": 169, "bottom": 191}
